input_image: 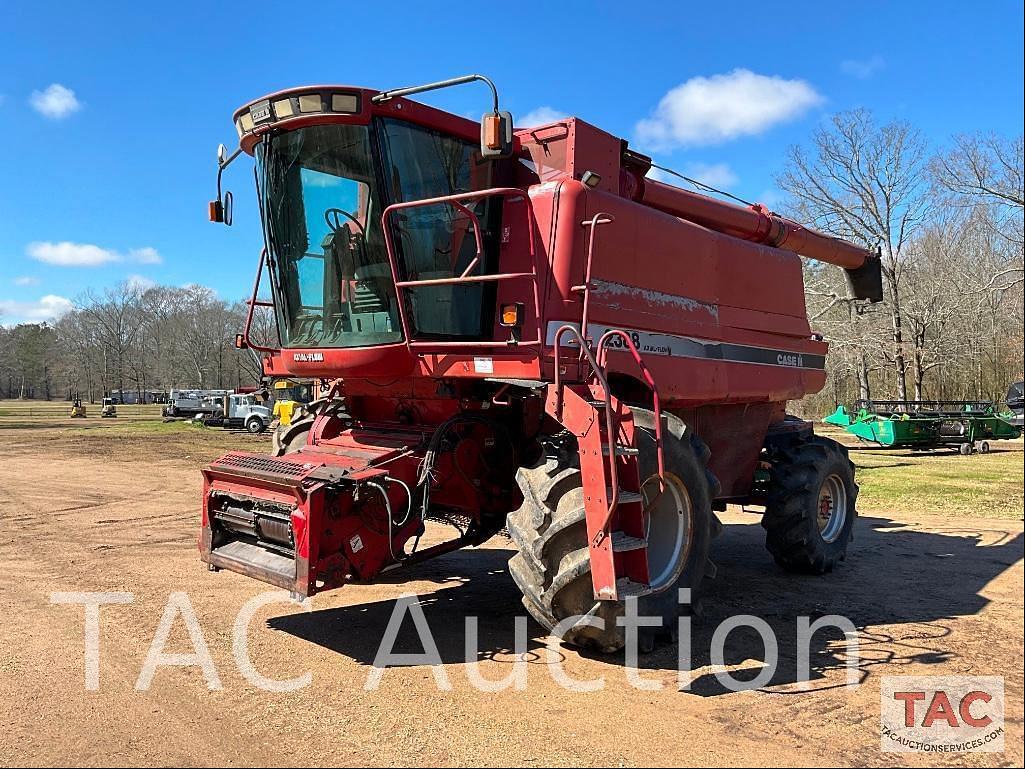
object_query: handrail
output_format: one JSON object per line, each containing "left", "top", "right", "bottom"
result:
{"left": 575, "top": 213, "right": 615, "bottom": 353}
{"left": 596, "top": 329, "right": 665, "bottom": 483}
{"left": 552, "top": 323, "right": 622, "bottom": 537}
{"left": 380, "top": 187, "right": 542, "bottom": 350}
{"left": 241, "top": 249, "right": 280, "bottom": 354}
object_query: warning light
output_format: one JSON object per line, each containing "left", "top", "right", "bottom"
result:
{"left": 500, "top": 303, "right": 524, "bottom": 327}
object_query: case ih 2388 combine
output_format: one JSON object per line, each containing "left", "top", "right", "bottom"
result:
{"left": 202, "top": 75, "right": 882, "bottom": 652}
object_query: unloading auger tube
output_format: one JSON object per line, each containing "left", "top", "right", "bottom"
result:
{"left": 628, "top": 172, "right": 883, "bottom": 302}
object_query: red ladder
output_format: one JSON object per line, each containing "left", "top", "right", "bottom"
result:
{"left": 549, "top": 324, "right": 666, "bottom": 601}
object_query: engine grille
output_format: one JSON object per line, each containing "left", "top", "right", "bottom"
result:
{"left": 212, "top": 452, "right": 309, "bottom": 479}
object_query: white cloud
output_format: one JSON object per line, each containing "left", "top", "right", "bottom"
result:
{"left": 13, "top": 276, "right": 40, "bottom": 286}
{"left": 27, "top": 241, "right": 117, "bottom": 266}
{"left": 0, "top": 294, "right": 73, "bottom": 325}
{"left": 645, "top": 166, "right": 674, "bottom": 184}
{"left": 128, "top": 247, "right": 162, "bottom": 265}
{"left": 26, "top": 241, "right": 162, "bottom": 267}
{"left": 517, "top": 106, "right": 568, "bottom": 128}
{"left": 646, "top": 162, "right": 738, "bottom": 191}
{"left": 29, "top": 84, "right": 82, "bottom": 119}
{"left": 635, "top": 69, "right": 823, "bottom": 149}
{"left": 683, "top": 162, "right": 738, "bottom": 189}
{"left": 840, "top": 55, "right": 885, "bottom": 79}
{"left": 126, "top": 274, "right": 156, "bottom": 293}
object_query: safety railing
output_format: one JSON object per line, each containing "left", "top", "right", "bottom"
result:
{"left": 572, "top": 213, "right": 615, "bottom": 351}
{"left": 596, "top": 330, "right": 666, "bottom": 484}
{"left": 551, "top": 323, "right": 666, "bottom": 546}
{"left": 241, "top": 249, "right": 280, "bottom": 354}
{"left": 380, "top": 187, "right": 542, "bottom": 350}
{"left": 552, "top": 323, "right": 624, "bottom": 522}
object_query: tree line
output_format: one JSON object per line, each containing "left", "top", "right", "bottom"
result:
{"left": 0, "top": 285, "right": 271, "bottom": 402}
{"left": 780, "top": 111, "right": 1023, "bottom": 415}
{"left": 2, "top": 110, "right": 1022, "bottom": 411}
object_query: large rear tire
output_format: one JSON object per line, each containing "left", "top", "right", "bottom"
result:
{"left": 507, "top": 408, "right": 718, "bottom": 653}
{"left": 761, "top": 434, "right": 858, "bottom": 574}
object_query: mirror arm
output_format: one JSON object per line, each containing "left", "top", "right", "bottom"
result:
{"left": 211, "top": 144, "right": 242, "bottom": 226}
{"left": 371, "top": 74, "right": 500, "bottom": 115}
{"left": 218, "top": 145, "right": 244, "bottom": 171}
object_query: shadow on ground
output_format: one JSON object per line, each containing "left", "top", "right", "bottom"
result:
{"left": 269, "top": 515, "right": 1023, "bottom": 695}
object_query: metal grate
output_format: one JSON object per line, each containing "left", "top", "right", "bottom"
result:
{"left": 213, "top": 452, "right": 309, "bottom": 478}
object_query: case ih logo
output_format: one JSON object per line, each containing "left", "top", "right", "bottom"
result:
{"left": 880, "top": 676, "right": 1004, "bottom": 753}
{"left": 292, "top": 352, "right": 324, "bottom": 363}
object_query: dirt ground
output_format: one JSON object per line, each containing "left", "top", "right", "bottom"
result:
{"left": 0, "top": 417, "right": 1022, "bottom": 767}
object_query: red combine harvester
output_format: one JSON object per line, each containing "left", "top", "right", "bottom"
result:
{"left": 202, "top": 75, "right": 881, "bottom": 651}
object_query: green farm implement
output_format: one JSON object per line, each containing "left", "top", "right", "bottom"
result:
{"left": 825, "top": 399, "right": 1022, "bottom": 455}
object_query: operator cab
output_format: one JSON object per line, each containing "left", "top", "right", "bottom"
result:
{"left": 222, "top": 83, "right": 520, "bottom": 361}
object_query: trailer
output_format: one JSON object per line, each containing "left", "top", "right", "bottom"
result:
{"left": 824, "top": 399, "right": 1022, "bottom": 454}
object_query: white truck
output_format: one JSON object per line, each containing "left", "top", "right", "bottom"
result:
{"left": 164, "top": 389, "right": 229, "bottom": 418}
{"left": 204, "top": 393, "right": 272, "bottom": 434}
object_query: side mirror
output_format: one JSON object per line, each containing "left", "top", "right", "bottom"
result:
{"left": 234, "top": 333, "right": 247, "bottom": 349}
{"left": 210, "top": 143, "right": 236, "bottom": 225}
{"left": 480, "top": 112, "right": 514, "bottom": 159}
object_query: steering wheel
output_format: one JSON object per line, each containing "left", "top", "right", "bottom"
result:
{"left": 324, "top": 208, "right": 366, "bottom": 237}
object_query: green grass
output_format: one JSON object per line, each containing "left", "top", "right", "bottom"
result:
{"left": 849, "top": 443, "right": 1023, "bottom": 519}
{"left": 61, "top": 418, "right": 198, "bottom": 434}
{"left": 0, "top": 400, "right": 164, "bottom": 419}
{"left": 5, "top": 401, "right": 1021, "bottom": 519}
{"left": 813, "top": 423, "right": 1024, "bottom": 519}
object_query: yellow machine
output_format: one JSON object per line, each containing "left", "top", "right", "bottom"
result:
{"left": 272, "top": 398, "right": 299, "bottom": 426}
{"left": 270, "top": 379, "right": 313, "bottom": 426}
{"left": 270, "top": 379, "right": 313, "bottom": 428}
{"left": 70, "top": 399, "right": 87, "bottom": 418}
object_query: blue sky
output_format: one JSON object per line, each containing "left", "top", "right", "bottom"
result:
{"left": 1, "top": 1, "right": 1022, "bottom": 325}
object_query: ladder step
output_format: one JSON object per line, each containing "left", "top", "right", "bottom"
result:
{"left": 611, "top": 531, "right": 647, "bottom": 552}
{"left": 608, "top": 488, "right": 644, "bottom": 505}
{"left": 616, "top": 578, "right": 651, "bottom": 599}
{"left": 585, "top": 399, "right": 609, "bottom": 409}
{"left": 602, "top": 443, "right": 639, "bottom": 457}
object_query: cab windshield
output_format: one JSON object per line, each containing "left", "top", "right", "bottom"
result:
{"left": 258, "top": 124, "right": 401, "bottom": 348}
{"left": 257, "top": 120, "right": 495, "bottom": 349}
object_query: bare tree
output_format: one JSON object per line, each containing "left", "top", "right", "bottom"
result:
{"left": 931, "top": 133, "right": 1024, "bottom": 246}
{"left": 779, "top": 109, "right": 931, "bottom": 400}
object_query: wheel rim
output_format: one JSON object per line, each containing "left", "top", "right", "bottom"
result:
{"left": 817, "top": 473, "right": 848, "bottom": 543}
{"left": 640, "top": 472, "right": 693, "bottom": 591}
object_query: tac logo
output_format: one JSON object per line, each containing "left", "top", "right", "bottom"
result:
{"left": 880, "top": 676, "right": 1004, "bottom": 753}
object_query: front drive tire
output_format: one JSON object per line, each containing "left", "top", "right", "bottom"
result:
{"left": 761, "top": 435, "right": 858, "bottom": 574}
{"left": 271, "top": 415, "right": 314, "bottom": 455}
{"left": 507, "top": 408, "right": 719, "bottom": 653}
{"left": 246, "top": 417, "right": 266, "bottom": 434}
